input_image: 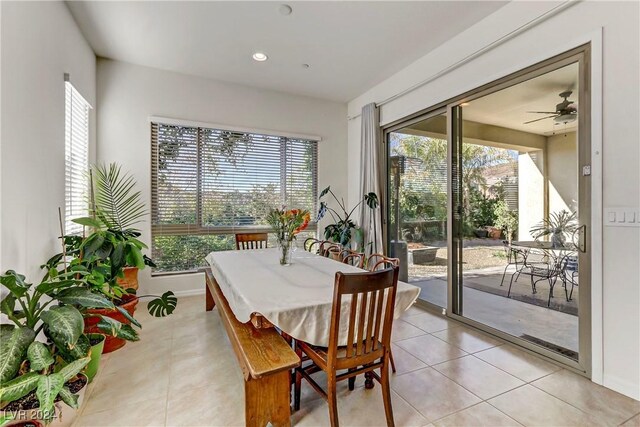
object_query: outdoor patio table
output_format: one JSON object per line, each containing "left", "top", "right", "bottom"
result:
{"left": 205, "top": 248, "right": 420, "bottom": 347}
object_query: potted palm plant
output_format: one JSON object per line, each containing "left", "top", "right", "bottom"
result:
{"left": 52, "top": 163, "right": 177, "bottom": 353}
{"left": 316, "top": 186, "right": 378, "bottom": 249}
{"left": 530, "top": 210, "right": 577, "bottom": 247}
{"left": 0, "top": 268, "right": 118, "bottom": 425}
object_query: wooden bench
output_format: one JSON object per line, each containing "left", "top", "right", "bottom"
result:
{"left": 204, "top": 268, "right": 300, "bottom": 427}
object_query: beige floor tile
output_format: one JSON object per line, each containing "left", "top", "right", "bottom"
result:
{"left": 402, "top": 312, "right": 454, "bottom": 333}
{"left": 432, "top": 402, "right": 522, "bottom": 427}
{"left": 168, "top": 350, "right": 242, "bottom": 400}
{"left": 391, "top": 344, "right": 428, "bottom": 375}
{"left": 391, "top": 367, "right": 481, "bottom": 421}
{"left": 474, "top": 345, "right": 560, "bottom": 382}
{"left": 102, "top": 339, "right": 172, "bottom": 375}
{"left": 82, "top": 367, "right": 170, "bottom": 416}
{"left": 402, "top": 305, "right": 429, "bottom": 317}
{"left": 395, "top": 334, "right": 467, "bottom": 366}
{"left": 532, "top": 369, "right": 640, "bottom": 425}
{"left": 296, "top": 369, "right": 363, "bottom": 406}
{"left": 292, "top": 387, "right": 429, "bottom": 427}
{"left": 432, "top": 355, "right": 524, "bottom": 400}
{"left": 489, "top": 384, "right": 605, "bottom": 426}
{"left": 392, "top": 319, "right": 428, "bottom": 342}
{"left": 166, "top": 380, "right": 245, "bottom": 426}
{"left": 621, "top": 413, "right": 640, "bottom": 426}
{"left": 75, "top": 398, "right": 167, "bottom": 426}
{"left": 431, "top": 325, "right": 503, "bottom": 353}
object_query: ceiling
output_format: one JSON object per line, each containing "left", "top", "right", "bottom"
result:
{"left": 463, "top": 62, "right": 579, "bottom": 136}
{"left": 66, "top": 1, "right": 507, "bottom": 102}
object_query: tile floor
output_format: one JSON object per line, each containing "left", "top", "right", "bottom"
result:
{"left": 64, "top": 295, "right": 639, "bottom": 426}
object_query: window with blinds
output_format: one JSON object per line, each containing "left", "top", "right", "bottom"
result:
{"left": 151, "top": 122, "right": 318, "bottom": 274}
{"left": 64, "top": 80, "right": 91, "bottom": 235}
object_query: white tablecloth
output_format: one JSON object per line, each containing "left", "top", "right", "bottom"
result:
{"left": 206, "top": 248, "right": 420, "bottom": 347}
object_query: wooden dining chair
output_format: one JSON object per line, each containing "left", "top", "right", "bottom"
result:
{"left": 366, "top": 253, "right": 400, "bottom": 373}
{"left": 340, "top": 248, "right": 365, "bottom": 269}
{"left": 304, "top": 237, "right": 322, "bottom": 253}
{"left": 235, "top": 232, "right": 268, "bottom": 250}
{"left": 294, "top": 266, "right": 400, "bottom": 427}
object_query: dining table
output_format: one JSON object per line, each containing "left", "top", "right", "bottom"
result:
{"left": 205, "top": 248, "right": 421, "bottom": 347}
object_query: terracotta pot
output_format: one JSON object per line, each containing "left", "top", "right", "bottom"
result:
{"left": 84, "top": 294, "right": 139, "bottom": 354}
{"left": 116, "top": 267, "right": 139, "bottom": 291}
{"left": 487, "top": 227, "right": 502, "bottom": 239}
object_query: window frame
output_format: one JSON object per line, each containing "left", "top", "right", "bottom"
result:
{"left": 150, "top": 119, "right": 320, "bottom": 273}
{"left": 64, "top": 77, "right": 92, "bottom": 236}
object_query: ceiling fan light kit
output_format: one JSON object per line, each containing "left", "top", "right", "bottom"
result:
{"left": 524, "top": 90, "right": 578, "bottom": 125}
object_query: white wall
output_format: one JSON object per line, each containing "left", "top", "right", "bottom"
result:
{"left": 96, "top": 59, "right": 348, "bottom": 296}
{"left": 347, "top": 1, "right": 640, "bottom": 399}
{"left": 0, "top": 1, "right": 96, "bottom": 282}
{"left": 548, "top": 132, "right": 578, "bottom": 214}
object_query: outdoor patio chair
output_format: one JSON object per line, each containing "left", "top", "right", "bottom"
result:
{"left": 561, "top": 255, "right": 579, "bottom": 301}
{"left": 508, "top": 251, "right": 570, "bottom": 307}
{"left": 499, "top": 241, "right": 529, "bottom": 287}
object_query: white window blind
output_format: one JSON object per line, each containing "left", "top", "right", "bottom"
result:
{"left": 64, "top": 81, "right": 91, "bottom": 235}
{"left": 151, "top": 122, "right": 318, "bottom": 274}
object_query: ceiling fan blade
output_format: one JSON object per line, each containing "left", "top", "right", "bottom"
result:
{"left": 526, "top": 111, "right": 558, "bottom": 114}
{"left": 523, "top": 115, "right": 557, "bottom": 124}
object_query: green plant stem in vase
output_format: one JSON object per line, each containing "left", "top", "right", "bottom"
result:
{"left": 266, "top": 208, "right": 310, "bottom": 265}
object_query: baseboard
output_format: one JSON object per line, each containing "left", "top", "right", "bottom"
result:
{"left": 603, "top": 374, "right": 640, "bottom": 400}
{"left": 173, "top": 288, "right": 205, "bottom": 297}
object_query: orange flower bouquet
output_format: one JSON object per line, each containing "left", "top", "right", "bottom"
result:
{"left": 266, "top": 207, "right": 311, "bottom": 265}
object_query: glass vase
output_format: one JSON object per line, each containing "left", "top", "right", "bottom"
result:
{"left": 278, "top": 240, "right": 293, "bottom": 266}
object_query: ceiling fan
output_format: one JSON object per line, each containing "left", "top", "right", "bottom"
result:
{"left": 524, "top": 91, "right": 578, "bottom": 125}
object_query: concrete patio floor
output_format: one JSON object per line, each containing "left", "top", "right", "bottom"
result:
{"left": 411, "top": 268, "right": 579, "bottom": 356}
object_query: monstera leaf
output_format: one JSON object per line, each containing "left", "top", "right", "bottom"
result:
{"left": 364, "top": 192, "right": 379, "bottom": 209}
{"left": 0, "top": 327, "right": 35, "bottom": 383}
{"left": 147, "top": 291, "right": 177, "bottom": 317}
{"left": 40, "top": 306, "right": 84, "bottom": 350}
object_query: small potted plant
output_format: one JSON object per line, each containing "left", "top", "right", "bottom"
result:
{"left": 530, "top": 210, "right": 577, "bottom": 247}
{"left": 316, "top": 186, "right": 378, "bottom": 249}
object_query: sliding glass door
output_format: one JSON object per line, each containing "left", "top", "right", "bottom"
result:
{"left": 386, "top": 46, "right": 591, "bottom": 373}
{"left": 449, "top": 49, "right": 591, "bottom": 372}
{"left": 388, "top": 111, "right": 448, "bottom": 308}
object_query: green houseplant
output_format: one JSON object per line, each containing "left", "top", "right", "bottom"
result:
{"left": 0, "top": 267, "right": 125, "bottom": 425}
{"left": 51, "top": 163, "right": 177, "bottom": 353}
{"left": 316, "top": 186, "right": 378, "bottom": 248}
{"left": 530, "top": 210, "right": 577, "bottom": 247}
{"left": 494, "top": 200, "right": 518, "bottom": 243}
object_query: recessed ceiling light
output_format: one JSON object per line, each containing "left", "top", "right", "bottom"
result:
{"left": 252, "top": 52, "right": 268, "bottom": 62}
{"left": 279, "top": 4, "right": 293, "bottom": 15}
{"left": 460, "top": 102, "right": 470, "bottom": 107}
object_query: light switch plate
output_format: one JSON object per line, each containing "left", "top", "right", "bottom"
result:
{"left": 604, "top": 208, "right": 640, "bottom": 227}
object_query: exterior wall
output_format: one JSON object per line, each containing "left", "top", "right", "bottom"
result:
{"left": 548, "top": 132, "right": 578, "bottom": 214}
{"left": 0, "top": 1, "right": 96, "bottom": 283}
{"left": 347, "top": 1, "right": 640, "bottom": 398}
{"left": 518, "top": 151, "right": 545, "bottom": 241}
{"left": 96, "top": 59, "right": 348, "bottom": 296}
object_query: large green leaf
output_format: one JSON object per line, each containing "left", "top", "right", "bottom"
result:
{"left": 40, "top": 306, "right": 84, "bottom": 350}
{"left": 319, "top": 186, "right": 331, "bottom": 198}
{"left": 147, "top": 291, "right": 177, "bottom": 317}
{"left": 0, "top": 327, "right": 35, "bottom": 383}
{"left": 0, "top": 270, "right": 30, "bottom": 298}
{"left": 56, "top": 334, "right": 91, "bottom": 363}
{"left": 35, "top": 279, "right": 82, "bottom": 296}
{"left": 36, "top": 373, "right": 64, "bottom": 421}
{"left": 57, "top": 386, "right": 79, "bottom": 409}
{"left": 0, "top": 324, "right": 15, "bottom": 341}
{"left": 95, "top": 316, "right": 139, "bottom": 341}
{"left": 115, "top": 306, "right": 141, "bottom": 328}
{"left": 71, "top": 216, "right": 103, "bottom": 229}
{"left": 82, "top": 233, "right": 106, "bottom": 259}
{"left": 92, "top": 163, "right": 147, "bottom": 231}
{"left": 56, "top": 287, "right": 114, "bottom": 309}
{"left": 58, "top": 357, "right": 90, "bottom": 382}
{"left": 0, "top": 293, "right": 16, "bottom": 317}
{"left": 0, "top": 372, "right": 40, "bottom": 402}
{"left": 27, "top": 341, "right": 54, "bottom": 371}
{"left": 115, "top": 324, "right": 139, "bottom": 341}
